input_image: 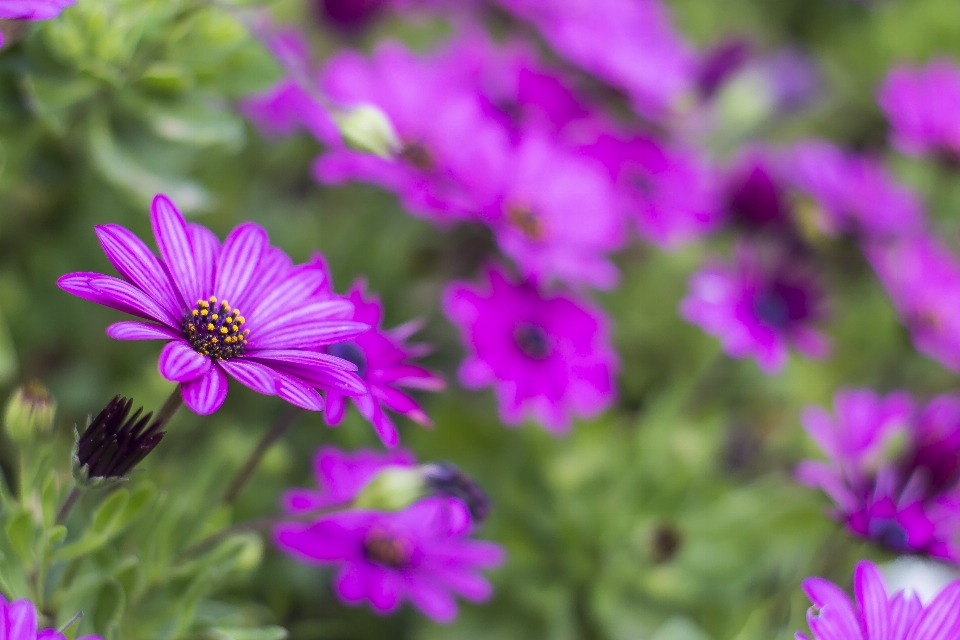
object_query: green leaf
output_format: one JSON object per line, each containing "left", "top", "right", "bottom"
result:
{"left": 206, "top": 627, "right": 289, "bottom": 640}
{"left": 113, "top": 482, "right": 156, "bottom": 532}
{"left": 46, "top": 525, "right": 68, "bottom": 546}
{"left": 93, "top": 579, "right": 126, "bottom": 635}
{"left": 142, "top": 99, "right": 245, "bottom": 149}
{"left": 91, "top": 489, "right": 130, "bottom": 535}
{"left": 40, "top": 473, "right": 59, "bottom": 526}
{"left": 4, "top": 509, "right": 34, "bottom": 562}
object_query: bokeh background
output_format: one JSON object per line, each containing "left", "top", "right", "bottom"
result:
{"left": 2, "top": 0, "right": 960, "bottom": 638}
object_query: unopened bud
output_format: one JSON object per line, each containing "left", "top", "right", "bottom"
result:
{"left": 72, "top": 396, "right": 165, "bottom": 489}
{"left": 4, "top": 381, "right": 57, "bottom": 443}
{"left": 333, "top": 104, "right": 400, "bottom": 159}
{"left": 352, "top": 466, "right": 425, "bottom": 511}
{"left": 422, "top": 462, "right": 491, "bottom": 524}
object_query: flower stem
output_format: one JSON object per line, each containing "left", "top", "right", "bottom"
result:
{"left": 155, "top": 385, "right": 184, "bottom": 428}
{"left": 55, "top": 485, "right": 82, "bottom": 525}
{"left": 223, "top": 406, "right": 303, "bottom": 505}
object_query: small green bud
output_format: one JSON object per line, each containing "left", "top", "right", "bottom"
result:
{"left": 333, "top": 105, "right": 401, "bottom": 159}
{"left": 3, "top": 381, "right": 56, "bottom": 444}
{"left": 352, "top": 466, "right": 425, "bottom": 512}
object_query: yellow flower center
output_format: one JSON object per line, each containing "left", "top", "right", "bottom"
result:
{"left": 183, "top": 296, "right": 249, "bottom": 360}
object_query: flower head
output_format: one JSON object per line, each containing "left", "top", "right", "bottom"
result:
{"left": 307, "top": 259, "right": 443, "bottom": 447}
{"left": 797, "top": 561, "right": 960, "bottom": 640}
{"left": 0, "top": 595, "right": 102, "bottom": 640}
{"left": 0, "top": 0, "right": 75, "bottom": 47}
{"left": 478, "top": 134, "right": 624, "bottom": 289}
{"left": 3, "top": 381, "right": 56, "bottom": 444}
{"left": 313, "top": 42, "right": 510, "bottom": 223}
{"left": 443, "top": 266, "right": 617, "bottom": 432}
{"left": 783, "top": 140, "right": 924, "bottom": 238}
{"left": 275, "top": 497, "right": 504, "bottom": 623}
{"left": 866, "top": 234, "right": 960, "bottom": 373}
{"left": 878, "top": 59, "right": 960, "bottom": 160}
{"left": 680, "top": 243, "right": 829, "bottom": 373}
{"left": 72, "top": 396, "right": 165, "bottom": 488}
{"left": 57, "top": 194, "right": 367, "bottom": 416}
{"left": 797, "top": 388, "right": 960, "bottom": 562}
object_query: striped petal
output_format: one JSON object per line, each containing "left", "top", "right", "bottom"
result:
{"left": 159, "top": 340, "right": 211, "bottom": 382}
{"left": 243, "top": 246, "right": 294, "bottom": 311}
{"left": 276, "top": 373, "right": 325, "bottom": 411}
{"left": 151, "top": 194, "right": 201, "bottom": 307}
{"left": 58, "top": 272, "right": 176, "bottom": 326}
{"left": 219, "top": 358, "right": 280, "bottom": 396}
{"left": 247, "top": 263, "right": 333, "bottom": 325}
{"left": 107, "top": 321, "right": 181, "bottom": 341}
{"left": 910, "top": 583, "right": 960, "bottom": 640}
{"left": 246, "top": 349, "right": 358, "bottom": 371}
{"left": 215, "top": 223, "right": 268, "bottom": 311}
{"left": 855, "top": 562, "right": 889, "bottom": 640}
{"left": 96, "top": 223, "right": 182, "bottom": 319}
{"left": 189, "top": 222, "right": 220, "bottom": 299}
{"left": 181, "top": 364, "right": 229, "bottom": 415}
{"left": 251, "top": 319, "right": 369, "bottom": 350}
{"left": 252, "top": 299, "right": 356, "bottom": 335}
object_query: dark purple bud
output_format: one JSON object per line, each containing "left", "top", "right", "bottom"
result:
{"left": 73, "top": 396, "right": 165, "bottom": 483}
{"left": 422, "top": 462, "right": 491, "bottom": 524}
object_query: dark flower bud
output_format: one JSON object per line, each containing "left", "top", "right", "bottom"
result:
{"left": 649, "top": 523, "right": 683, "bottom": 564}
{"left": 422, "top": 462, "right": 492, "bottom": 525}
{"left": 71, "top": 396, "right": 165, "bottom": 488}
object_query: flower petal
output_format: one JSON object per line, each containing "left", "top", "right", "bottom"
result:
{"left": 159, "top": 341, "right": 211, "bottom": 382}
{"left": 405, "top": 576, "right": 458, "bottom": 623}
{"left": 215, "top": 222, "right": 268, "bottom": 310}
{"left": 189, "top": 222, "right": 220, "bottom": 299}
{"left": 107, "top": 321, "right": 181, "bottom": 341}
{"left": 855, "top": 561, "right": 889, "bottom": 640}
{"left": 96, "top": 223, "right": 182, "bottom": 319}
{"left": 58, "top": 272, "right": 176, "bottom": 326}
{"left": 151, "top": 194, "right": 201, "bottom": 307}
{"left": 247, "top": 263, "right": 332, "bottom": 324}
{"left": 246, "top": 349, "right": 358, "bottom": 371}
{"left": 219, "top": 358, "right": 280, "bottom": 396}
{"left": 276, "top": 372, "right": 325, "bottom": 411}
{"left": 325, "top": 391, "right": 346, "bottom": 425}
{"left": 909, "top": 582, "right": 960, "bottom": 640}
{"left": 181, "top": 364, "right": 229, "bottom": 415}
{"left": 7, "top": 599, "right": 38, "bottom": 640}
{"left": 251, "top": 319, "right": 369, "bottom": 350}
{"left": 252, "top": 300, "right": 357, "bottom": 336}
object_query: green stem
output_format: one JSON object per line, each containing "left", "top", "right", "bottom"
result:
{"left": 222, "top": 406, "right": 302, "bottom": 505}
{"left": 155, "top": 385, "right": 184, "bottom": 429}
{"left": 54, "top": 485, "right": 83, "bottom": 526}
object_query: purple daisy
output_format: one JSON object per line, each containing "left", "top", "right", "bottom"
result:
{"left": 313, "top": 41, "right": 510, "bottom": 223}
{"left": 797, "top": 560, "right": 960, "bottom": 640}
{"left": 0, "top": 0, "right": 74, "bottom": 46}
{"left": 309, "top": 257, "right": 444, "bottom": 447}
{"left": 865, "top": 235, "right": 960, "bottom": 373}
{"left": 0, "top": 595, "right": 101, "bottom": 640}
{"left": 878, "top": 59, "right": 960, "bottom": 160}
{"left": 797, "top": 388, "right": 960, "bottom": 562}
{"left": 274, "top": 497, "right": 505, "bottom": 623}
{"left": 443, "top": 266, "right": 617, "bottom": 433}
{"left": 492, "top": 0, "right": 695, "bottom": 121}
{"left": 680, "top": 243, "right": 829, "bottom": 373}
{"left": 783, "top": 140, "right": 925, "bottom": 238}
{"left": 283, "top": 445, "right": 417, "bottom": 513}
{"left": 57, "top": 194, "right": 368, "bottom": 416}
{"left": 477, "top": 133, "right": 625, "bottom": 290}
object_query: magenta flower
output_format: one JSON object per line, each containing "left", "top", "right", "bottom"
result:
{"left": 274, "top": 497, "right": 505, "bottom": 623}
{"left": 493, "top": 0, "right": 695, "bottom": 121}
{"left": 680, "top": 243, "right": 829, "bottom": 373}
{"left": 314, "top": 41, "right": 510, "bottom": 223}
{"left": 577, "top": 131, "right": 722, "bottom": 248}
{"left": 477, "top": 134, "right": 624, "bottom": 289}
{"left": 283, "top": 445, "right": 416, "bottom": 513}
{"left": 783, "top": 140, "right": 924, "bottom": 238}
{"left": 309, "top": 259, "right": 443, "bottom": 447}
{"left": 724, "top": 149, "right": 792, "bottom": 232}
{"left": 865, "top": 235, "right": 960, "bottom": 373}
{"left": 797, "top": 560, "right": 960, "bottom": 640}
{"left": 0, "top": 0, "right": 75, "bottom": 46}
{"left": 443, "top": 266, "right": 617, "bottom": 433}
{"left": 0, "top": 595, "right": 101, "bottom": 640}
{"left": 797, "top": 388, "right": 960, "bottom": 562}
{"left": 57, "top": 194, "right": 367, "bottom": 415}
{"left": 878, "top": 59, "right": 960, "bottom": 159}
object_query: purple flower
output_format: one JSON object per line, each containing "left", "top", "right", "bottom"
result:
{"left": 723, "top": 149, "right": 792, "bottom": 232}
{"left": 797, "top": 560, "right": 960, "bottom": 640}
{"left": 865, "top": 235, "right": 960, "bottom": 373}
{"left": 57, "top": 194, "right": 367, "bottom": 416}
{"left": 313, "top": 42, "right": 510, "bottom": 223}
{"left": 0, "top": 595, "right": 101, "bottom": 640}
{"left": 310, "top": 258, "right": 444, "bottom": 447}
{"left": 274, "top": 497, "right": 505, "bottom": 623}
{"left": 443, "top": 266, "right": 617, "bottom": 433}
{"left": 477, "top": 134, "right": 625, "bottom": 289}
{"left": 697, "top": 37, "right": 752, "bottom": 100}
{"left": 0, "top": 0, "right": 74, "bottom": 46}
{"left": 493, "top": 0, "right": 696, "bottom": 121}
{"left": 797, "top": 388, "right": 960, "bottom": 562}
{"left": 283, "top": 445, "right": 417, "bottom": 513}
{"left": 680, "top": 243, "right": 829, "bottom": 373}
{"left": 312, "top": 0, "right": 386, "bottom": 32}
{"left": 577, "top": 131, "right": 722, "bottom": 248}
{"left": 878, "top": 59, "right": 960, "bottom": 159}
{"left": 783, "top": 140, "right": 925, "bottom": 238}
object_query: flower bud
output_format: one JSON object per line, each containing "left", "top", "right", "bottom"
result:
{"left": 3, "top": 381, "right": 57, "bottom": 444}
{"left": 72, "top": 396, "right": 165, "bottom": 489}
{"left": 422, "top": 462, "right": 491, "bottom": 524}
{"left": 352, "top": 466, "right": 425, "bottom": 512}
{"left": 333, "top": 104, "right": 400, "bottom": 159}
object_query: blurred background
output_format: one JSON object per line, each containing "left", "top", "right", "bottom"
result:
{"left": 2, "top": 0, "right": 960, "bottom": 638}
